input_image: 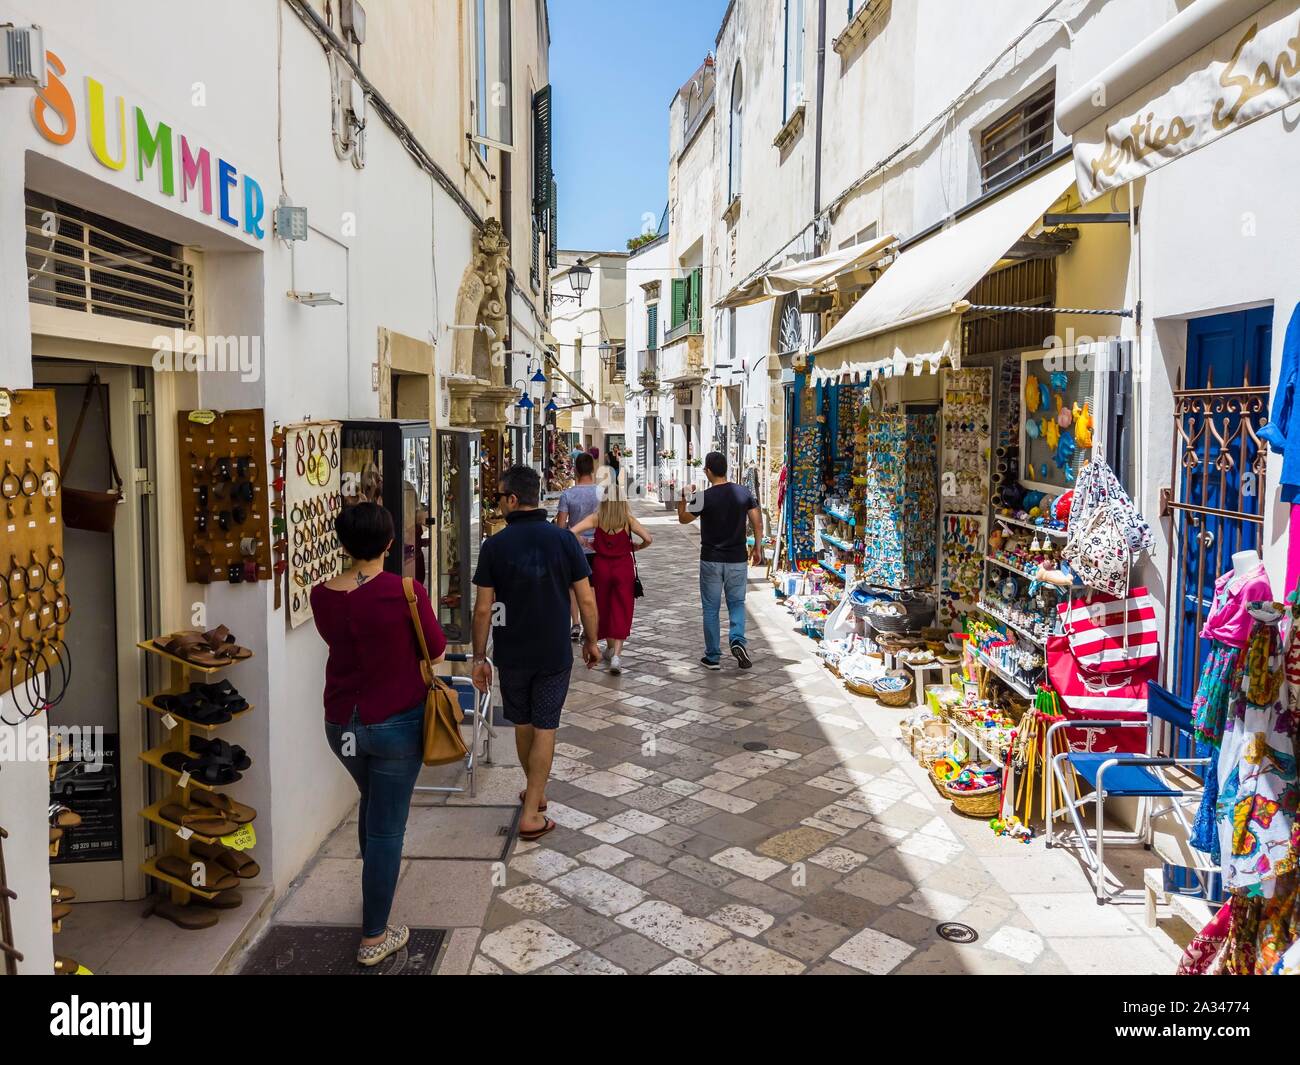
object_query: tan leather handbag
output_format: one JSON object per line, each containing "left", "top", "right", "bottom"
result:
{"left": 403, "top": 578, "right": 468, "bottom": 767}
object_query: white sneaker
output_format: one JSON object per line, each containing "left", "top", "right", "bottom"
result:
{"left": 603, "top": 643, "right": 614, "bottom": 662}
{"left": 609, "top": 655, "right": 623, "bottom": 675}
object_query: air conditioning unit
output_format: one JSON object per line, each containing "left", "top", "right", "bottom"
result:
{"left": 0, "top": 25, "right": 45, "bottom": 88}
{"left": 340, "top": 0, "right": 367, "bottom": 45}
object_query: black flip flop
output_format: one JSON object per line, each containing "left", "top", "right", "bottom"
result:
{"left": 518, "top": 817, "right": 556, "bottom": 842}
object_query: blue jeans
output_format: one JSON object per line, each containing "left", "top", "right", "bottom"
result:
{"left": 324, "top": 705, "right": 424, "bottom": 937}
{"left": 700, "top": 561, "right": 748, "bottom": 662}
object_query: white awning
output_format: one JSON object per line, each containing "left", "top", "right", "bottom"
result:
{"left": 716, "top": 234, "right": 896, "bottom": 309}
{"left": 1058, "top": 0, "right": 1300, "bottom": 201}
{"left": 809, "top": 159, "right": 1075, "bottom": 385}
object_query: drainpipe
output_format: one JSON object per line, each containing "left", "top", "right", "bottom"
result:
{"left": 812, "top": 0, "right": 828, "bottom": 254}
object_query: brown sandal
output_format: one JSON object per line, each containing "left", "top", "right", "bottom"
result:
{"left": 153, "top": 631, "right": 225, "bottom": 668}
{"left": 191, "top": 839, "right": 260, "bottom": 880}
{"left": 159, "top": 803, "right": 239, "bottom": 838}
{"left": 191, "top": 790, "right": 257, "bottom": 824}
{"left": 202, "top": 625, "right": 253, "bottom": 660}
{"left": 518, "top": 790, "right": 548, "bottom": 812}
{"left": 156, "top": 853, "right": 239, "bottom": 893}
{"left": 518, "top": 817, "right": 557, "bottom": 842}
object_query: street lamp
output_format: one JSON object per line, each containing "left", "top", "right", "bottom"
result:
{"left": 554, "top": 258, "right": 592, "bottom": 306}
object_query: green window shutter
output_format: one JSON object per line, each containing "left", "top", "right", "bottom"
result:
{"left": 671, "top": 278, "right": 687, "bottom": 329}
{"left": 689, "top": 268, "right": 702, "bottom": 331}
{"left": 647, "top": 304, "right": 658, "bottom": 349}
{"left": 548, "top": 177, "right": 558, "bottom": 268}
{"left": 532, "top": 85, "right": 552, "bottom": 211}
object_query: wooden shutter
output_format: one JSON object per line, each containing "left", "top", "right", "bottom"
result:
{"left": 647, "top": 304, "right": 658, "bottom": 350}
{"left": 532, "top": 85, "right": 552, "bottom": 211}
{"left": 671, "top": 278, "right": 687, "bottom": 329}
{"left": 548, "top": 177, "right": 558, "bottom": 268}
{"left": 689, "top": 268, "right": 702, "bottom": 330}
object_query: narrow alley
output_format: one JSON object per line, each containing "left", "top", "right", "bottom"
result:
{"left": 268, "top": 502, "right": 1183, "bottom": 976}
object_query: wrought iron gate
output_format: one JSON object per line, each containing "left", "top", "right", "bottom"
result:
{"left": 1160, "top": 364, "right": 1269, "bottom": 698}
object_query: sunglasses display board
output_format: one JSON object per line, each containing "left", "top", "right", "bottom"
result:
{"left": 0, "top": 387, "right": 72, "bottom": 717}
{"left": 285, "top": 420, "right": 345, "bottom": 628}
{"left": 177, "top": 409, "right": 272, "bottom": 585}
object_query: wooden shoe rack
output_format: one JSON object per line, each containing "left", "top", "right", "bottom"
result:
{"left": 136, "top": 639, "right": 256, "bottom": 923}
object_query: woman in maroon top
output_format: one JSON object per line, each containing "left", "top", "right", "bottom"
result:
{"left": 311, "top": 502, "right": 445, "bottom": 967}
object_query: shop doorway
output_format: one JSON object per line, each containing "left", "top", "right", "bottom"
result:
{"left": 1166, "top": 307, "right": 1272, "bottom": 698}
{"left": 34, "top": 359, "right": 158, "bottom": 902}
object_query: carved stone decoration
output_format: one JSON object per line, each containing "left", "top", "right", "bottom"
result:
{"left": 452, "top": 218, "right": 511, "bottom": 386}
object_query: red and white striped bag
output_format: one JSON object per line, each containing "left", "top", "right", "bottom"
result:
{"left": 1056, "top": 586, "right": 1159, "bottom": 675}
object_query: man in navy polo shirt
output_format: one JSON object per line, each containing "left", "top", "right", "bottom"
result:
{"left": 471, "top": 465, "right": 599, "bottom": 843}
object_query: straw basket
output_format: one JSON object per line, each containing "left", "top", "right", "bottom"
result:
{"left": 872, "top": 673, "right": 914, "bottom": 708}
{"left": 845, "top": 678, "right": 876, "bottom": 697}
{"left": 944, "top": 782, "right": 1002, "bottom": 818}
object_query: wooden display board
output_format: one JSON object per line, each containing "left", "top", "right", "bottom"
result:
{"left": 0, "top": 388, "right": 70, "bottom": 707}
{"left": 284, "top": 420, "right": 345, "bottom": 628}
{"left": 177, "top": 409, "right": 272, "bottom": 584}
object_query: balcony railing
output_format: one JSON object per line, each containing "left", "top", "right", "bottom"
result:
{"left": 665, "top": 314, "right": 702, "bottom": 344}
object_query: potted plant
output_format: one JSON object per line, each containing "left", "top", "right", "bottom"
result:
{"left": 639, "top": 368, "right": 659, "bottom": 388}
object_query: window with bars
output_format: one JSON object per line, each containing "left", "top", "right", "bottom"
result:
{"left": 979, "top": 81, "right": 1055, "bottom": 194}
{"left": 24, "top": 191, "right": 193, "bottom": 329}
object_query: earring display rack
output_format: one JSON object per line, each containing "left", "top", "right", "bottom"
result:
{"left": 938, "top": 368, "right": 992, "bottom": 623}
{"left": 177, "top": 409, "right": 272, "bottom": 585}
{"left": 136, "top": 640, "right": 256, "bottom": 925}
{"left": 285, "top": 420, "right": 345, "bottom": 628}
{"left": 0, "top": 388, "right": 71, "bottom": 714}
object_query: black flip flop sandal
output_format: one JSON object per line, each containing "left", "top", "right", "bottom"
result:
{"left": 518, "top": 817, "right": 557, "bottom": 842}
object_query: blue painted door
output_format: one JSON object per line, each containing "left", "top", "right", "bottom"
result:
{"left": 1174, "top": 307, "right": 1272, "bottom": 698}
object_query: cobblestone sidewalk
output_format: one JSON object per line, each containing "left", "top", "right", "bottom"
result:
{"left": 460, "top": 503, "right": 1185, "bottom": 975}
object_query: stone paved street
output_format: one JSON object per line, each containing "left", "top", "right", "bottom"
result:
{"left": 449, "top": 502, "right": 1187, "bottom": 975}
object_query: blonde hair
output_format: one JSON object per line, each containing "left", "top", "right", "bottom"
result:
{"left": 596, "top": 498, "right": 630, "bottom": 534}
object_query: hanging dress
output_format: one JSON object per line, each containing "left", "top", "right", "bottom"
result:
{"left": 590, "top": 525, "right": 635, "bottom": 642}
{"left": 1215, "top": 604, "right": 1299, "bottom": 895}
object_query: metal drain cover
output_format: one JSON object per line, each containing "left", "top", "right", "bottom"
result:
{"left": 742, "top": 741, "right": 769, "bottom": 751}
{"left": 238, "top": 925, "right": 447, "bottom": 975}
{"left": 936, "top": 922, "right": 978, "bottom": 944}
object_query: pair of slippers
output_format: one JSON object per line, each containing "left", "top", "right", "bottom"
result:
{"left": 152, "top": 626, "right": 252, "bottom": 667}
{"left": 159, "top": 793, "right": 257, "bottom": 839}
{"left": 517, "top": 791, "right": 555, "bottom": 841}
{"left": 153, "top": 679, "right": 249, "bottom": 726}
{"left": 155, "top": 853, "right": 240, "bottom": 893}
{"left": 161, "top": 737, "right": 251, "bottom": 786}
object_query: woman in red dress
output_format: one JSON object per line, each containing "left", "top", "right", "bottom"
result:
{"left": 570, "top": 496, "right": 652, "bottom": 674}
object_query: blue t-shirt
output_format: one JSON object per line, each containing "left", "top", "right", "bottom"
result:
{"left": 558, "top": 482, "right": 601, "bottom": 552}
{"left": 472, "top": 508, "right": 592, "bottom": 670}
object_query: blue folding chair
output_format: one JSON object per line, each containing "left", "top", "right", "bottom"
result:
{"left": 1045, "top": 682, "right": 1211, "bottom": 905}
{"left": 413, "top": 653, "right": 496, "bottom": 799}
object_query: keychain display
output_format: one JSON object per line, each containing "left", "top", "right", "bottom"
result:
{"left": 0, "top": 388, "right": 72, "bottom": 719}
{"left": 858, "top": 404, "right": 937, "bottom": 589}
{"left": 177, "top": 410, "right": 272, "bottom": 584}
{"left": 285, "top": 420, "right": 345, "bottom": 628}
{"left": 940, "top": 514, "right": 985, "bottom": 624}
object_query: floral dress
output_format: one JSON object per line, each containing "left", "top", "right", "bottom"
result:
{"left": 1215, "top": 606, "right": 1300, "bottom": 895}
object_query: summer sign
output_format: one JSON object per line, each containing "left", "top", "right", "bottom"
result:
{"left": 30, "top": 49, "right": 266, "bottom": 240}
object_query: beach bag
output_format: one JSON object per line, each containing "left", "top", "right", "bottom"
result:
{"left": 1062, "top": 498, "right": 1133, "bottom": 596}
{"left": 1058, "top": 586, "right": 1159, "bottom": 674}
{"left": 1045, "top": 633, "right": 1152, "bottom": 753}
{"left": 403, "top": 578, "right": 469, "bottom": 767}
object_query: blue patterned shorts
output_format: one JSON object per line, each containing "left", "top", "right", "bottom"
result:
{"left": 497, "top": 666, "right": 571, "bottom": 730}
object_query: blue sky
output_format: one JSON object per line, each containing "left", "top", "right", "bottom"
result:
{"left": 549, "top": 0, "right": 731, "bottom": 252}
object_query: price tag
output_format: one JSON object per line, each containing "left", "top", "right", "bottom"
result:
{"left": 75, "top": 965, "right": 92, "bottom": 975}
{"left": 0, "top": 390, "right": 9, "bottom": 417}
{"left": 188, "top": 410, "right": 216, "bottom": 425}
{"left": 161, "top": 713, "right": 178, "bottom": 731}
{"left": 177, "top": 770, "right": 191, "bottom": 789}
{"left": 220, "top": 823, "right": 257, "bottom": 851}
{"left": 176, "top": 825, "right": 194, "bottom": 841}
